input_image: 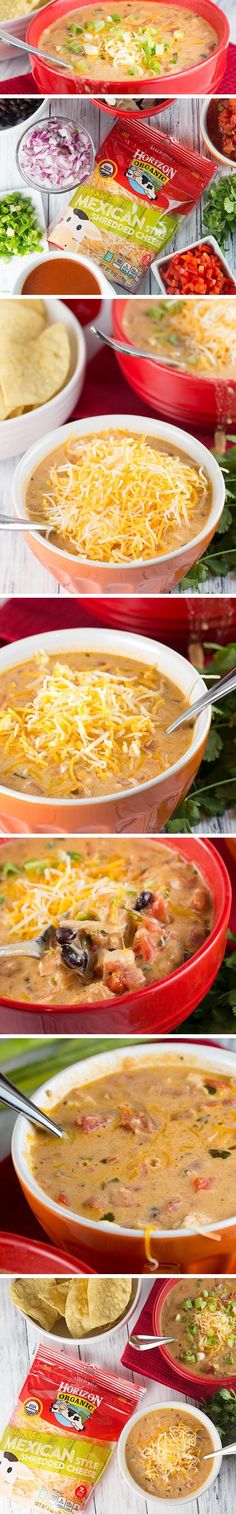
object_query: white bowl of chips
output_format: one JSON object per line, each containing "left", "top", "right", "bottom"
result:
{"left": 0, "top": 297, "right": 86, "bottom": 460}
{"left": 9, "top": 1275, "right": 141, "bottom": 1350}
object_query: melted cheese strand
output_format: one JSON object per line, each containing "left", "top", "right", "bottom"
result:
{"left": 139, "top": 1424, "right": 200, "bottom": 1485}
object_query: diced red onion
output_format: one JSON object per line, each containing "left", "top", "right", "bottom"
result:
{"left": 18, "top": 117, "right": 94, "bottom": 190}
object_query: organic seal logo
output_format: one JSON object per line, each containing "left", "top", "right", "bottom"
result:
{"left": 24, "top": 1398, "right": 43, "bottom": 1418}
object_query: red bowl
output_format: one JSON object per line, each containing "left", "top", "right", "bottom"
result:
{"left": 92, "top": 98, "right": 176, "bottom": 120}
{"left": 26, "top": 0, "right": 229, "bottom": 96}
{"left": 113, "top": 298, "right": 236, "bottom": 434}
{"left": 0, "top": 838, "right": 231, "bottom": 1036}
{"left": 83, "top": 597, "right": 236, "bottom": 647}
{"left": 153, "top": 1279, "right": 236, "bottom": 1390}
{"left": 0, "top": 1231, "right": 94, "bottom": 1273}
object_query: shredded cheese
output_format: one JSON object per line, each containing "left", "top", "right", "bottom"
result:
{"left": 148, "top": 297, "right": 236, "bottom": 375}
{"left": 0, "top": 653, "right": 169, "bottom": 798}
{"left": 35, "top": 430, "right": 208, "bottom": 562}
{"left": 139, "top": 1423, "right": 200, "bottom": 1486}
{"left": 0, "top": 846, "right": 149, "bottom": 941}
{"left": 189, "top": 1299, "right": 236, "bottom": 1359}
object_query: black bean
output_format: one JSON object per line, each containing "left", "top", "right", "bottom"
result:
{"left": 135, "top": 889, "right": 154, "bottom": 911}
{"left": 61, "top": 943, "right": 89, "bottom": 974}
{"left": 55, "top": 925, "right": 76, "bottom": 944}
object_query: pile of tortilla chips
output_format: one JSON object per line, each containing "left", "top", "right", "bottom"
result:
{"left": 0, "top": 299, "right": 70, "bottom": 420}
{"left": 10, "top": 1275, "right": 132, "bottom": 1336}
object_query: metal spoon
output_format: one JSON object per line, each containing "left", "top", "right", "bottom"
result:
{"left": 0, "top": 1071, "right": 64, "bottom": 1138}
{"left": 129, "top": 1332, "right": 176, "bottom": 1351}
{"left": 204, "top": 1443, "right": 236, "bottom": 1461}
{"left": 0, "top": 28, "right": 71, "bottom": 70}
{"left": 166, "top": 664, "right": 236, "bottom": 735}
{"left": 90, "top": 326, "right": 216, "bottom": 370}
{"left": 0, "top": 925, "right": 54, "bottom": 962}
{"left": 0, "top": 516, "right": 50, "bottom": 533}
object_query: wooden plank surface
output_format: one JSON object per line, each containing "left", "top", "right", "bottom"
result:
{"left": 0, "top": 1276, "right": 235, "bottom": 1514}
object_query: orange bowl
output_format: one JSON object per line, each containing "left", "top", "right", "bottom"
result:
{"left": 0, "top": 624, "right": 210, "bottom": 835}
{"left": 11, "top": 1041, "right": 236, "bottom": 1274}
{"left": 13, "top": 414, "right": 225, "bottom": 595}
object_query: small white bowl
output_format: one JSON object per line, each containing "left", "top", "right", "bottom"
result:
{"left": 200, "top": 97, "right": 236, "bottom": 169}
{"left": 152, "top": 234, "right": 236, "bottom": 293}
{"left": 118, "top": 1400, "right": 222, "bottom": 1505}
{"left": 0, "top": 299, "right": 86, "bottom": 461}
{"left": 0, "top": 97, "right": 46, "bottom": 142}
{"left": 12, "top": 1277, "right": 141, "bottom": 1351}
{"left": 13, "top": 250, "right": 115, "bottom": 298}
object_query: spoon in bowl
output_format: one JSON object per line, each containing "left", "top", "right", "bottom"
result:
{"left": 0, "top": 1071, "right": 64, "bottom": 1138}
{"left": 166, "top": 664, "right": 236, "bottom": 735}
{"left": 90, "top": 326, "right": 216, "bottom": 370}
{"left": 0, "top": 924, "right": 56, "bottom": 962}
{"left": 203, "top": 1443, "right": 236, "bottom": 1461}
{"left": 129, "top": 1333, "right": 176, "bottom": 1351}
{"left": 0, "top": 29, "right": 72, "bottom": 70}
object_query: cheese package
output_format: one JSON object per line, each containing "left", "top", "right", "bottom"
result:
{"left": 48, "top": 118, "right": 216, "bottom": 291}
{"left": 0, "top": 1345, "right": 144, "bottom": 1510}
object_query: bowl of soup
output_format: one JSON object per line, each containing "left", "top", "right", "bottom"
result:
{"left": 0, "top": 625, "right": 210, "bottom": 836}
{"left": 119, "top": 1400, "right": 221, "bottom": 1504}
{"left": 155, "top": 1278, "right": 236, "bottom": 1388}
{"left": 0, "top": 837, "right": 231, "bottom": 1038}
{"left": 11, "top": 1041, "right": 236, "bottom": 1271}
{"left": 201, "top": 97, "right": 236, "bottom": 169}
{"left": 12, "top": 413, "right": 224, "bottom": 594}
{"left": 113, "top": 296, "right": 236, "bottom": 435}
{"left": 26, "top": 0, "right": 229, "bottom": 97}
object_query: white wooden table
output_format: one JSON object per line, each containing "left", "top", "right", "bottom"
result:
{"left": 0, "top": 1276, "right": 235, "bottom": 1514}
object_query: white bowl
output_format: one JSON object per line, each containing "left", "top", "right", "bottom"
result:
{"left": 200, "top": 96, "right": 236, "bottom": 169}
{"left": 0, "top": 97, "right": 46, "bottom": 142}
{"left": 13, "top": 250, "right": 115, "bottom": 297}
{"left": 118, "top": 1400, "right": 222, "bottom": 1505}
{"left": 12, "top": 411, "right": 225, "bottom": 591}
{"left": 0, "top": 299, "right": 86, "bottom": 461}
{"left": 0, "top": 625, "right": 210, "bottom": 834}
{"left": 11, "top": 1041, "right": 236, "bottom": 1249}
{"left": 12, "top": 1277, "right": 141, "bottom": 1351}
{"left": 152, "top": 235, "right": 236, "bottom": 293}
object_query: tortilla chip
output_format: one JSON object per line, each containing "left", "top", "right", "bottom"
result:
{"left": 1, "top": 323, "right": 70, "bottom": 415}
{"left": 88, "top": 1277, "right": 132, "bottom": 1330}
{"left": 65, "top": 1280, "right": 90, "bottom": 1337}
{"left": 0, "top": 298, "right": 45, "bottom": 342}
{"left": 37, "top": 1279, "right": 69, "bottom": 1315}
{"left": 9, "top": 1279, "right": 59, "bottom": 1331}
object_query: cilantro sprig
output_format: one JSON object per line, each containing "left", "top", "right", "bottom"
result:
{"left": 203, "top": 174, "right": 236, "bottom": 250}
{"left": 167, "top": 639, "right": 236, "bottom": 834}
{"left": 181, "top": 441, "right": 236, "bottom": 589}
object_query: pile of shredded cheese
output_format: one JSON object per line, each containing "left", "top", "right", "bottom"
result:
{"left": 0, "top": 846, "right": 148, "bottom": 940}
{"left": 156, "top": 297, "right": 236, "bottom": 374}
{"left": 139, "top": 1423, "right": 200, "bottom": 1486}
{"left": 0, "top": 654, "right": 165, "bottom": 798}
{"left": 190, "top": 1299, "right": 236, "bottom": 1358}
{"left": 37, "top": 431, "right": 207, "bottom": 561}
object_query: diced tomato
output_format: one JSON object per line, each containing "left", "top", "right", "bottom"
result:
{"left": 133, "top": 926, "right": 156, "bottom": 962}
{"left": 56, "top": 1191, "right": 67, "bottom": 1205}
{"left": 192, "top": 886, "right": 210, "bottom": 911}
{"left": 193, "top": 1176, "right": 214, "bottom": 1191}
{"left": 151, "top": 893, "right": 170, "bottom": 923}
{"left": 163, "top": 244, "right": 234, "bottom": 295}
{"left": 75, "top": 1113, "right": 112, "bottom": 1131}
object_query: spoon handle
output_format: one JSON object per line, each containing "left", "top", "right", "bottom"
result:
{"left": 0, "top": 519, "right": 49, "bottom": 532}
{"left": 204, "top": 1445, "right": 236, "bottom": 1461}
{"left": 90, "top": 326, "right": 183, "bottom": 369}
{"left": 0, "top": 1072, "right": 63, "bottom": 1137}
{"left": 166, "top": 664, "right": 236, "bottom": 734}
{"left": 0, "top": 28, "right": 70, "bottom": 69}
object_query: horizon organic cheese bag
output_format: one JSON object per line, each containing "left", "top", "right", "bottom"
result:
{"left": 0, "top": 1345, "right": 144, "bottom": 1510}
{"left": 48, "top": 118, "right": 216, "bottom": 291}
